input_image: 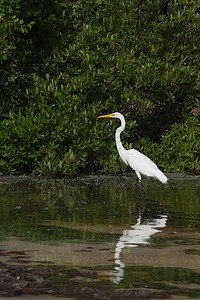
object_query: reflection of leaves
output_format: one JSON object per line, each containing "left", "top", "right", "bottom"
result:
{"left": 184, "top": 249, "right": 200, "bottom": 256}
{"left": 0, "top": 174, "right": 200, "bottom": 248}
{"left": 151, "top": 236, "right": 200, "bottom": 248}
{"left": 123, "top": 265, "right": 200, "bottom": 289}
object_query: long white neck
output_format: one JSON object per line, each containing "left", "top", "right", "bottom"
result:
{"left": 115, "top": 115, "right": 128, "bottom": 165}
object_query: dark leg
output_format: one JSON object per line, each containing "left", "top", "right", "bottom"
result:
{"left": 138, "top": 180, "right": 146, "bottom": 225}
{"left": 139, "top": 180, "right": 146, "bottom": 201}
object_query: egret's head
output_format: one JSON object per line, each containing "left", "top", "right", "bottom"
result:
{"left": 97, "top": 112, "right": 122, "bottom": 119}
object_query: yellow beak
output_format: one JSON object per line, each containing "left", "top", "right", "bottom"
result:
{"left": 97, "top": 113, "right": 114, "bottom": 118}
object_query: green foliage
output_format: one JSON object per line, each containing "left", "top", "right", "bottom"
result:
{"left": 0, "top": 0, "right": 35, "bottom": 115}
{"left": 0, "top": 0, "right": 200, "bottom": 175}
{"left": 158, "top": 116, "right": 200, "bottom": 173}
{"left": 137, "top": 116, "right": 200, "bottom": 174}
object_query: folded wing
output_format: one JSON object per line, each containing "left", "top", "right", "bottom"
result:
{"left": 126, "top": 149, "right": 167, "bottom": 183}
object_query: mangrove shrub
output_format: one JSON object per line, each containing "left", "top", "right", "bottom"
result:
{"left": 0, "top": 0, "right": 200, "bottom": 175}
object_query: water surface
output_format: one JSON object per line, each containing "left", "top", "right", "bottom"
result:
{"left": 0, "top": 173, "right": 200, "bottom": 298}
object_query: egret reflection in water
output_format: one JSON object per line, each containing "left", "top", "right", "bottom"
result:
{"left": 112, "top": 214, "right": 168, "bottom": 284}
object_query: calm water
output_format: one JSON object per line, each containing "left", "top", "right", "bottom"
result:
{"left": 0, "top": 173, "right": 200, "bottom": 298}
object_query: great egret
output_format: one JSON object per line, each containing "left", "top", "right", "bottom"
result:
{"left": 97, "top": 112, "right": 167, "bottom": 184}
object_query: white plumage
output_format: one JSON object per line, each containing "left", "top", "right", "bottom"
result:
{"left": 98, "top": 112, "right": 167, "bottom": 184}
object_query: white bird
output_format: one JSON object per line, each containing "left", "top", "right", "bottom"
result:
{"left": 97, "top": 112, "right": 167, "bottom": 184}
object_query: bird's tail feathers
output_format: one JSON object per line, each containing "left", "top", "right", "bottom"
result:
{"left": 156, "top": 169, "right": 168, "bottom": 184}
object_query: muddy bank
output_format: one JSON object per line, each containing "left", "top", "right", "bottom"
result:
{"left": 1, "top": 261, "right": 200, "bottom": 300}
{"left": 0, "top": 262, "right": 153, "bottom": 299}
{"left": 0, "top": 262, "right": 53, "bottom": 296}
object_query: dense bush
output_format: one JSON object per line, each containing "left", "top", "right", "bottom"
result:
{"left": 0, "top": 0, "right": 200, "bottom": 175}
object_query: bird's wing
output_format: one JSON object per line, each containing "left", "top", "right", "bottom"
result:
{"left": 126, "top": 149, "right": 159, "bottom": 177}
